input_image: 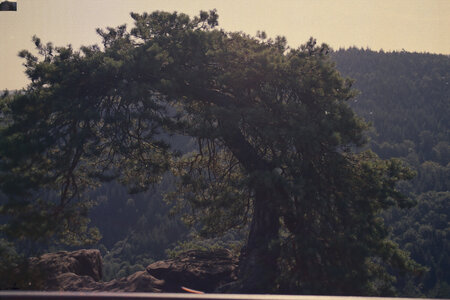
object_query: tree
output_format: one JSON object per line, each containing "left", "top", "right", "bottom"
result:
{"left": 0, "top": 10, "right": 420, "bottom": 294}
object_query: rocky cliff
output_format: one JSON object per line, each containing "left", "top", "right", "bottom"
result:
{"left": 23, "top": 248, "right": 237, "bottom": 293}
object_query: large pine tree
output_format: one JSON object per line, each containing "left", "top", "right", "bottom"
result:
{"left": 0, "top": 11, "right": 420, "bottom": 294}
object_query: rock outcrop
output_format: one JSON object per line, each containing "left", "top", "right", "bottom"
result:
{"left": 26, "top": 248, "right": 237, "bottom": 292}
{"left": 97, "top": 271, "right": 164, "bottom": 292}
{"left": 29, "top": 249, "right": 103, "bottom": 283}
{"left": 27, "top": 249, "right": 102, "bottom": 290}
{"left": 147, "top": 249, "right": 238, "bottom": 292}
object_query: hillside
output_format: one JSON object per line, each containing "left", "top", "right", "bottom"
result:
{"left": 332, "top": 48, "right": 449, "bottom": 297}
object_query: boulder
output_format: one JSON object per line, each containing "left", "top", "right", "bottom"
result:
{"left": 146, "top": 248, "right": 238, "bottom": 292}
{"left": 29, "top": 249, "right": 103, "bottom": 282}
{"left": 28, "top": 249, "right": 103, "bottom": 290}
{"left": 43, "top": 272, "right": 100, "bottom": 291}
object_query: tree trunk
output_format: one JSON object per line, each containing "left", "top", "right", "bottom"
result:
{"left": 183, "top": 88, "right": 283, "bottom": 292}
{"left": 219, "top": 126, "right": 281, "bottom": 293}
{"left": 238, "top": 186, "right": 280, "bottom": 293}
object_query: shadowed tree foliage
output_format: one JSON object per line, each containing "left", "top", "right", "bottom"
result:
{"left": 0, "top": 33, "right": 172, "bottom": 245}
{"left": 0, "top": 11, "right": 421, "bottom": 294}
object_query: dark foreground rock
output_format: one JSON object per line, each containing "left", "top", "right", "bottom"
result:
{"left": 98, "top": 271, "right": 164, "bottom": 292}
{"left": 147, "top": 249, "right": 238, "bottom": 292}
{"left": 29, "top": 249, "right": 103, "bottom": 283}
{"left": 26, "top": 248, "right": 237, "bottom": 292}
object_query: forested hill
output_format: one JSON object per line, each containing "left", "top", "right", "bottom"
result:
{"left": 331, "top": 48, "right": 449, "bottom": 195}
{"left": 332, "top": 48, "right": 449, "bottom": 297}
{"left": 332, "top": 49, "right": 449, "bottom": 164}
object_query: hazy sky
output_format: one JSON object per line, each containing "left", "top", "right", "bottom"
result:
{"left": 1, "top": 0, "right": 449, "bottom": 90}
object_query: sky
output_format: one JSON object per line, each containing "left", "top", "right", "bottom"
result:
{"left": 1, "top": 0, "right": 449, "bottom": 90}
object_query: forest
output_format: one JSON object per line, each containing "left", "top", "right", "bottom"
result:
{"left": 332, "top": 49, "right": 449, "bottom": 297}
{"left": 0, "top": 11, "right": 448, "bottom": 297}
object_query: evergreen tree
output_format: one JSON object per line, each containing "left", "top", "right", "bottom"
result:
{"left": 0, "top": 11, "right": 421, "bottom": 294}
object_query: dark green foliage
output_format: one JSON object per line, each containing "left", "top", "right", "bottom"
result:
{"left": 166, "top": 229, "right": 245, "bottom": 259}
{"left": 385, "top": 192, "right": 450, "bottom": 297}
{"left": 126, "top": 15, "right": 418, "bottom": 292}
{"left": 0, "top": 239, "right": 45, "bottom": 290}
{"left": 87, "top": 175, "right": 188, "bottom": 280}
{"left": 332, "top": 48, "right": 450, "bottom": 297}
{"left": 332, "top": 48, "right": 449, "bottom": 167}
{"left": 101, "top": 240, "right": 154, "bottom": 281}
{"left": 0, "top": 32, "right": 172, "bottom": 245}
